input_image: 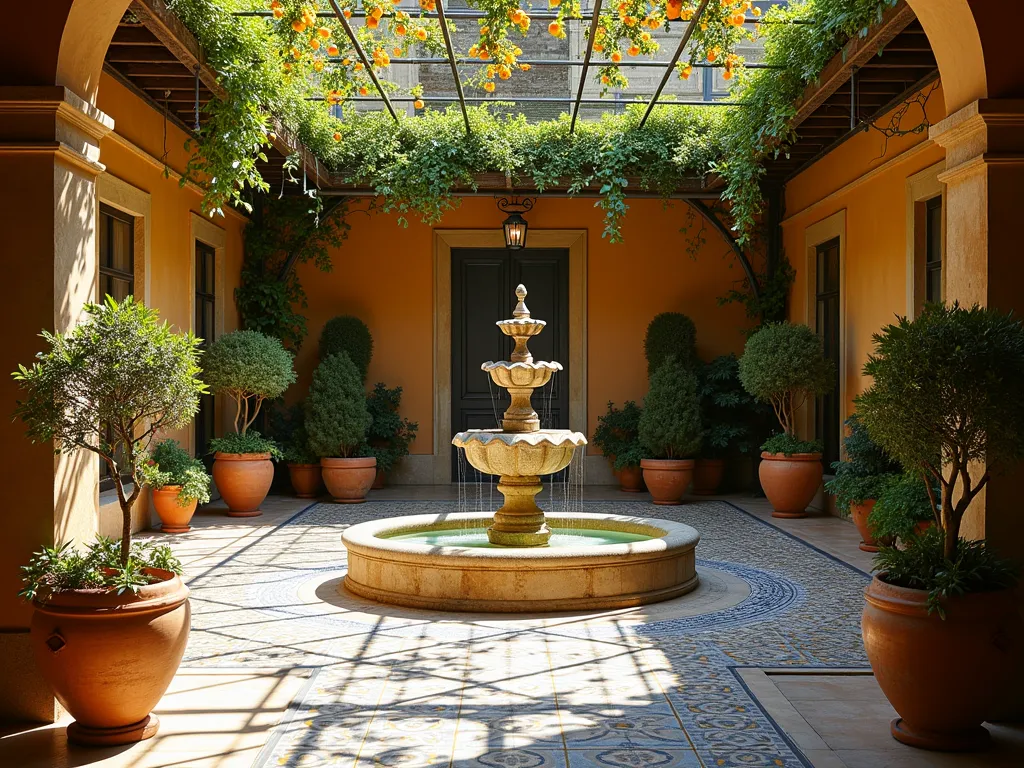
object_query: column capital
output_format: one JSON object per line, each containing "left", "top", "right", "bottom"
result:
{"left": 931, "top": 99, "right": 1024, "bottom": 176}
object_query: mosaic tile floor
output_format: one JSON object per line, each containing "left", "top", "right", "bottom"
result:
{"left": 180, "top": 500, "right": 870, "bottom": 768}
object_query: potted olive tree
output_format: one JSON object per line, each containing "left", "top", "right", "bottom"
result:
{"left": 365, "top": 382, "right": 419, "bottom": 488}
{"left": 858, "top": 303, "right": 1024, "bottom": 751}
{"left": 12, "top": 296, "right": 201, "bottom": 745}
{"left": 824, "top": 415, "right": 901, "bottom": 550}
{"left": 638, "top": 356, "right": 703, "bottom": 504}
{"left": 142, "top": 439, "right": 212, "bottom": 533}
{"left": 643, "top": 311, "right": 698, "bottom": 375}
{"left": 738, "top": 322, "right": 833, "bottom": 518}
{"left": 203, "top": 330, "right": 295, "bottom": 516}
{"left": 306, "top": 352, "right": 374, "bottom": 502}
{"left": 592, "top": 400, "right": 644, "bottom": 492}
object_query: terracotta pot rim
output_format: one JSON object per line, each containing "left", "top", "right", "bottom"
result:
{"left": 696, "top": 457, "right": 726, "bottom": 466}
{"left": 33, "top": 569, "right": 189, "bottom": 616}
{"left": 214, "top": 452, "right": 272, "bottom": 461}
{"left": 760, "top": 451, "right": 822, "bottom": 461}
{"left": 152, "top": 485, "right": 182, "bottom": 494}
{"left": 288, "top": 462, "right": 320, "bottom": 469}
{"left": 640, "top": 458, "right": 695, "bottom": 469}
{"left": 321, "top": 456, "right": 378, "bottom": 468}
{"left": 865, "top": 573, "right": 1016, "bottom": 618}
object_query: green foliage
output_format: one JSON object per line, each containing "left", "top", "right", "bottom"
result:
{"left": 203, "top": 329, "right": 296, "bottom": 434}
{"left": 208, "top": 430, "right": 283, "bottom": 460}
{"left": 824, "top": 414, "right": 901, "bottom": 515}
{"left": 12, "top": 296, "right": 203, "bottom": 567}
{"left": 319, "top": 316, "right": 374, "bottom": 381}
{"left": 874, "top": 527, "right": 1017, "bottom": 616}
{"left": 141, "top": 439, "right": 212, "bottom": 506}
{"left": 19, "top": 537, "right": 183, "bottom": 602}
{"left": 698, "top": 354, "right": 765, "bottom": 458}
{"left": 364, "top": 383, "right": 419, "bottom": 474}
{"left": 718, "top": 254, "right": 796, "bottom": 331}
{"left": 760, "top": 433, "right": 822, "bottom": 456}
{"left": 738, "top": 322, "right": 833, "bottom": 437}
{"left": 271, "top": 403, "right": 320, "bottom": 464}
{"left": 306, "top": 353, "right": 371, "bottom": 458}
{"left": 857, "top": 303, "right": 1024, "bottom": 559}
{"left": 638, "top": 357, "right": 702, "bottom": 460}
{"left": 868, "top": 473, "right": 936, "bottom": 545}
{"left": 644, "top": 312, "right": 697, "bottom": 376}
{"left": 592, "top": 400, "right": 644, "bottom": 471}
{"left": 236, "top": 197, "right": 349, "bottom": 351}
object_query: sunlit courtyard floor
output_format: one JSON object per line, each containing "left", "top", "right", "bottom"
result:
{"left": 2, "top": 489, "right": 1022, "bottom": 768}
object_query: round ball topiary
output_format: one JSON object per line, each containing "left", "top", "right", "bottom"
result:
{"left": 644, "top": 312, "right": 697, "bottom": 376}
{"left": 638, "top": 356, "right": 702, "bottom": 459}
{"left": 319, "top": 315, "right": 373, "bottom": 381}
{"left": 305, "top": 352, "right": 371, "bottom": 458}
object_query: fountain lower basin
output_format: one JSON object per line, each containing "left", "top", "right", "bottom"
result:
{"left": 341, "top": 511, "right": 700, "bottom": 613}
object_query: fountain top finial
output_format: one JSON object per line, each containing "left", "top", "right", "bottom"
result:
{"left": 513, "top": 284, "right": 530, "bottom": 319}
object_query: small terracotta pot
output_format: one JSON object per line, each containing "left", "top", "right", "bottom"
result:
{"left": 692, "top": 458, "right": 726, "bottom": 496}
{"left": 372, "top": 468, "right": 386, "bottom": 490}
{"left": 863, "top": 575, "right": 1022, "bottom": 751}
{"left": 151, "top": 486, "right": 197, "bottom": 534}
{"left": 287, "top": 463, "right": 322, "bottom": 499}
{"left": 617, "top": 464, "right": 644, "bottom": 493}
{"left": 31, "top": 569, "right": 190, "bottom": 746}
{"left": 850, "top": 499, "right": 880, "bottom": 552}
{"left": 321, "top": 457, "right": 377, "bottom": 503}
{"left": 640, "top": 458, "right": 694, "bottom": 505}
{"left": 915, "top": 519, "right": 934, "bottom": 536}
{"left": 759, "top": 452, "right": 822, "bottom": 518}
{"left": 212, "top": 452, "right": 273, "bottom": 517}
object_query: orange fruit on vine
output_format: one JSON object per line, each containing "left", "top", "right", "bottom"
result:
{"left": 354, "top": 61, "right": 364, "bottom": 70}
{"left": 359, "top": 85, "right": 369, "bottom": 96}
{"left": 550, "top": 0, "right": 561, "bottom": 6}
{"left": 318, "top": 26, "right": 331, "bottom": 38}
{"left": 371, "top": 6, "right": 383, "bottom": 19}
{"left": 628, "top": 45, "right": 640, "bottom": 56}
{"left": 269, "top": 0, "right": 281, "bottom": 8}
{"left": 328, "top": 44, "right": 340, "bottom": 56}
{"left": 292, "top": 19, "right": 307, "bottom": 32}
{"left": 273, "top": 8, "right": 284, "bottom": 18}
{"left": 313, "top": 59, "right": 325, "bottom": 71}
{"left": 520, "top": 63, "right": 531, "bottom": 71}
{"left": 601, "top": 74, "right": 610, "bottom": 84}
{"left": 367, "top": 16, "right": 379, "bottom": 29}
{"left": 610, "top": 51, "right": 622, "bottom": 63}
{"left": 416, "top": 28, "right": 428, "bottom": 41}
{"left": 343, "top": 8, "right": 352, "bottom": 17}
{"left": 548, "top": 21, "right": 562, "bottom": 36}
{"left": 393, "top": 46, "right": 402, "bottom": 56}
{"left": 395, "top": 23, "right": 407, "bottom": 35}
{"left": 414, "top": 99, "right": 424, "bottom": 109}
{"left": 484, "top": 81, "right": 495, "bottom": 92}
{"left": 310, "top": 37, "right": 321, "bottom": 50}
{"left": 333, "top": 132, "right": 341, "bottom": 141}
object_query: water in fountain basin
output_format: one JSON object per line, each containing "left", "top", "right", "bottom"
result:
{"left": 385, "top": 526, "right": 652, "bottom": 549}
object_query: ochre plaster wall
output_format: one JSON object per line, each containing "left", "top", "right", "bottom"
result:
{"left": 293, "top": 196, "right": 756, "bottom": 455}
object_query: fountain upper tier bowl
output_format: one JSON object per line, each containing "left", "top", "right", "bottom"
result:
{"left": 341, "top": 512, "right": 701, "bottom": 613}
{"left": 452, "top": 429, "right": 586, "bottom": 477}
{"left": 482, "top": 360, "right": 561, "bottom": 390}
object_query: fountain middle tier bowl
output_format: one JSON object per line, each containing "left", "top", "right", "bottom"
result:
{"left": 341, "top": 512, "right": 701, "bottom": 613}
{"left": 482, "top": 360, "right": 561, "bottom": 389}
{"left": 452, "top": 429, "right": 587, "bottom": 477}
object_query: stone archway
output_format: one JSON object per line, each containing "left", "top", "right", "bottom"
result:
{"left": 57, "top": 0, "right": 135, "bottom": 102}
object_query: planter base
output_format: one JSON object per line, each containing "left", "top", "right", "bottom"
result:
{"left": 859, "top": 542, "right": 880, "bottom": 553}
{"left": 160, "top": 524, "right": 191, "bottom": 534}
{"left": 652, "top": 500, "right": 681, "bottom": 506}
{"left": 891, "top": 718, "right": 990, "bottom": 752}
{"left": 771, "top": 510, "right": 808, "bottom": 519}
{"left": 68, "top": 714, "right": 159, "bottom": 746}
{"left": 227, "top": 510, "right": 262, "bottom": 518}
{"left": 333, "top": 498, "right": 366, "bottom": 504}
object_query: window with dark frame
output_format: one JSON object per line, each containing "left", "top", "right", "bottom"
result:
{"left": 815, "top": 237, "right": 841, "bottom": 470}
{"left": 925, "top": 196, "right": 943, "bottom": 304}
{"left": 195, "top": 241, "right": 217, "bottom": 460}
{"left": 98, "top": 205, "right": 135, "bottom": 490}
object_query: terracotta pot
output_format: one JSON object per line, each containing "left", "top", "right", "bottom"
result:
{"left": 863, "top": 575, "right": 1023, "bottom": 751}
{"left": 151, "top": 486, "right": 197, "bottom": 534}
{"left": 640, "top": 458, "right": 694, "bottom": 505}
{"left": 915, "top": 519, "right": 934, "bottom": 535}
{"left": 31, "top": 569, "right": 190, "bottom": 746}
{"left": 321, "top": 457, "right": 377, "bottom": 503}
{"left": 759, "top": 452, "right": 822, "bottom": 518}
{"left": 850, "top": 499, "right": 880, "bottom": 552}
{"left": 372, "top": 468, "right": 386, "bottom": 490}
{"left": 692, "top": 458, "right": 726, "bottom": 496}
{"left": 617, "top": 464, "right": 644, "bottom": 493}
{"left": 287, "top": 463, "right": 322, "bottom": 499}
{"left": 212, "top": 452, "right": 273, "bottom": 517}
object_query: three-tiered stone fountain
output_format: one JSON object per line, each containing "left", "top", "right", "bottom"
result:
{"left": 341, "top": 286, "right": 701, "bottom": 613}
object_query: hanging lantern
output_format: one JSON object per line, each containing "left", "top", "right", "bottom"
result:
{"left": 496, "top": 196, "right": 534, "bottom": 250}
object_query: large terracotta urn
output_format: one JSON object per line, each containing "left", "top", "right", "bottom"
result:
{"left": 850, "top": 499, "right": 881, "bottom": 552}
{"left": 212, "top": 452, "right": 274, "bottom": 517}
{"left": 287, "top": 462, "right": 322, "bottom": 499}
{"left": 31, "top": 569, "right": 190, "bottom": 746}
{"left": 759, "top": 452, "right": 822, "bottom": 518}
{"left": 321, "top": 457, "right": 377, "bottom": 503}
{"left": 863, "top": 575, "right": 1022, "bottom": 751}
{"left": 692, "top": 458, "right": 726, "bottom": 495}
{"left": 640, "top": 458, "right": 694, "bottom": 505}
{"left": 151, "top": 486, "right": 197, "bottom": 534}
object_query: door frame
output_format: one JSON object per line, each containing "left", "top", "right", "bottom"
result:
{"left": 433, "top": 229, "right": 587, "bottom": 484}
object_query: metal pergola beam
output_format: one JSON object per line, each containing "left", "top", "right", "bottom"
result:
{"left": 233, "top": 10, "right": 804, "bottom": 23}
{"left": 326, "top": 0, "right": 398, "bottom": 121}
{"left": 346, "top": 57, "right": 783, "bottom": 69}
{"left": 434, "top": 0, "right": 471, "bottom": 133}
{"left": 638, "top": 0, "right": 711, "bottom": 129}
{"left": 312, "top": 96, "right": 743, "bottom": 106}
{"left": 570, "top": 0, "right": 603, "bottom": 133}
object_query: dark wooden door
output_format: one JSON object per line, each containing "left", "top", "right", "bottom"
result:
{"left": 815, "top": 237, "right": 841, "bottom": 469}
{"left": 451, "top": 247, "right": 570, "bottom": 480}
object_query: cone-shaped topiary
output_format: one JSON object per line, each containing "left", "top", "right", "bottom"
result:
{"left": 638, "top": 356, "right": 703, "bottom": 459}
{"left": 319, "top": 315, "right": 373, "bottom": 382}
{"left": 306, "top": 352, "right": 371, "bottom": 458}
{"left": 644, "top": 312, "right": 697, "bottom": 376}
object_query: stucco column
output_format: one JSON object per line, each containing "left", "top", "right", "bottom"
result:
{"left": 0, "top": 86, "right": 112, "bottom": 722}
{"left": 931, "top": 99, "right": 1024, "bottom": 564}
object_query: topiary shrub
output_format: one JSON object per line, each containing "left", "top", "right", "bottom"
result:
{"left": 644, "top": 312, "right": 697, "bottom": 376}
{"left": 738, "top": 322, "right": 834, "bottom": 454}
{"left": 365, "top": 383, "right": 419, "bottom": 474}
{"left": 638, "top": 356, "right": 702, "bottom": 459}
{"left": 592, "top": 400, "right": 644, "bottom": 470}
{"left": 319, "top": 315, "right": 373, "bottom": 381}
{"left": 306, "top": 352, "right": 371, "bottom": 458}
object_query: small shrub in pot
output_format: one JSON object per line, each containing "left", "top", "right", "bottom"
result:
{"left": 695, "top": 354, "right": 763, "bottom": 494}
{"left": 592, "top": 400, "right": 644, "bottom": 491}
{"left": 141, "top": 439, "right": 212, "bottom": 533}
{"left": 638, "top": 357, "right": 702, "bottom": 504}
{"left": 365, "top": 382, "right": 419, "bottom": 487}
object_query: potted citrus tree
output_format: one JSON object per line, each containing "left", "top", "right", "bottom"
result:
{"left": 857, "top": 302, "right": 1024, "bottom": 751}
{"left": 203, "top": 330, "right": 295, "bottom": 516}
{"left": 141, "top": 439, "right": 211, "bottom": 533}
{"left": 738, "top": 322, "right": 834, "bottom": 518}
{"left": 638, "top": 356, "right": 703, "bottom": 504}
{"left": 306, "top": 352, "right": 375, "bottom": 502}
{"left": 365, "top": 382, "right": 418, "bottom": 488}
{"left": 12, "top": 296, "right": 202, "bottom": 745}
{"left": 592, "top": 400, "right": 644, "bottom": 492}
{"left": 824, "top": 415, "right": 900, "bottom": 550}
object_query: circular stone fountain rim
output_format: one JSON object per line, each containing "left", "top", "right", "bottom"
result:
{"left": 451, "top": 428, "right": 587, "bottom": 447}
{"left": 342, "top": 511, "right": 699, "bottom": 567}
